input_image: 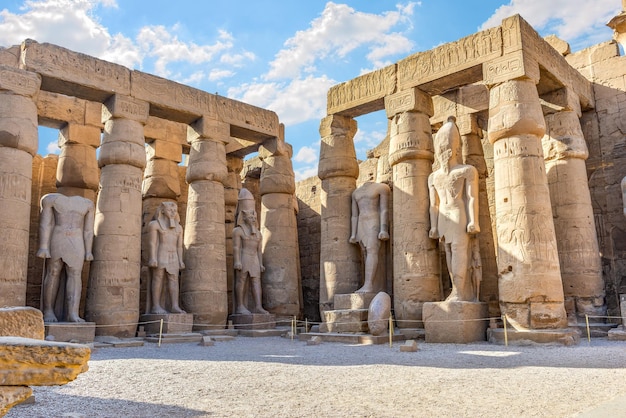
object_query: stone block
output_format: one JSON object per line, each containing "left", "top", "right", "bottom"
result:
{"left": 0, "top": 307, "right": 45, "bottom": 340}
{"left": 368, "top": 292, "right": 391, "bottom": 336}
{"left": 44, "top": 322, "right": 96, "bottom": 343}
{"left": 200, "top": 336, "right": 214, "bottom": 346}
{"left": 0, "top": 386, "right": 32, "bottom": 417}
{"left": 307, "top": 336, "right": 322, "bottom": 345}
{"left": 0, "top": 66, "right": 41, "bottom": 97}
{"left": 423, "top": 301, "right": 488, "bottom": 343}
{"left": 320, "top": 309, "right": 368, "bottom": 333}
{"left": 229, "top": 313, "right": 276, "bottom": 330}
{"left": 59, "top": 123, "right": 101, "bottom": 147}
{"left": 608, "top": 326, "right": 626, "bottom": 341}
{"left": 400, "top": 340, "right": 418, "bottom": 352}
{"left": 140, "top": 313, "right": 194, "bottom": 335}
{"left": 0, "top": 336, "right": 90, "bottom": 386}
{"left": 487, "top": 327, "right": 580, "bottom": 346}
{"left": 334, "top": 293, "right": 377, "bottom": 310}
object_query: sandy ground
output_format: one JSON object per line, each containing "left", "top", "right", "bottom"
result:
{"left": 6, "top": 335, "right": 626, "bottom": 418}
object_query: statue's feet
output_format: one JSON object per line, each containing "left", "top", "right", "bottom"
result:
{"left": 253, "top": 307, "right": 269, "bottom": 315}
{"left": 235, "top": 306, "right": 251, "bottom": 315}
{"left": 67, "top": 314, "right": 85, "bottom": 323}
{"left": 43, "top": 311, "right": 58, "bottom": 323}
{"left": 355, "top": 285, "right": 374, "bottom": 293}
{"left": 171, "top": 306, "right": 186, "bottom": 314}
{"left": 150, "top": 306, "right": 168, "bottom": 315}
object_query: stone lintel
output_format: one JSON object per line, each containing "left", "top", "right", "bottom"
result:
{"left": 187, "top": 117, "right": 230, "bottom": 144}
{"left": 144, "top": 116, "right": 187, "bottom": 144}
{"left": 102, "top": 94, "right": 149, "bottom": 124}
{"left": 483, "top": 50, "right": 540, "bottom": 86}
{"left": 20, "top": 39, "right": 130, "bottom": 102}
{"left": 44, "top": 322, "right": 96, "bottom": 343}
{"left": 216, "top": 95, "right": 280, "bottom": 139}
{"left": 327, "top": 65, "right": 396, "bottom": 117}
{"left": 59, "top": 123, "right": 101, "bottom": 148}
{"left": 258, "top": 137, "right": 292, "bottom": 159}
{"left": 0, "top": 65, "right": 41, "bottom": 97}
{"left": 423, "top": 301, "right": 488, "bottom": 343}
{"left": 384, "top": 88, "right": 433, "bottom": 118}
{"left": 36, "top": 91, "right": 104, "bottom": 129}
{"left": 145, "top": 139, "right": 183, "bottom": 163}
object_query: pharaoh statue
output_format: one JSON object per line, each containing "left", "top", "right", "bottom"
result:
{"left": 146, "top": 201, "right": 186, "bottom": 314}
{"left": 428, "top": 116, "right": 481, "bottom": 302}
{"left": 37, "top": 193, "right": 95, "bottom": 323}
{"left": 233, "top": 188, "right": 269, "bottom": 315}
{"left": 349, "top": 176, "right": 391, "bottom": 293}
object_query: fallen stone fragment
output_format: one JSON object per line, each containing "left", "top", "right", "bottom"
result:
{"left": 0, "top": 307, "right": 45, "bottom": 340}
{"left": 399, "top": 340, "right": 418, "bottom": 352}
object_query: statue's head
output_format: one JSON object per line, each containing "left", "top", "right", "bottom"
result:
{"left": 434, "top": 116, "right": 462, "bottom": 171}
{"left": 235, "top": 188, "right": 259, "bottom": 229}
{"left": 155, "top": 201, "right": 180, "bottom": 229}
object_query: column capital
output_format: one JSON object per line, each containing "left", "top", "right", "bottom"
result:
{"left": 319, "top": 114, "right": 357, "bottom": 138}
{"left": 102, "top": 94, "right": 149, "bottom": 124}
{"left": 483, "top": 50, "right": 540, "bottom": 87}
{"left": 187, "top": 116, "right": 230, "bottom": 144}
{"left": 384, "top": 87, "right": 433, "bottom": 119}
{"left": 0, "top": 66, "right": 40, "bottom": 98}
{"left": 318, "top": 114, "right": 359, "bottom": 181}
{"left": 59, "top": 123, "right": 101, "bottom": 148}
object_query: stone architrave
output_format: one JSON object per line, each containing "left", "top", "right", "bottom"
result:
{"left": 85, "top": 95, "right": 148, "bottom": 337}
{"left": 0, "top": 66, "right": 41, "bottom": 308}
{"left": 318, "top": 115, "right": 360, "bottom": 315}
{"left": 181, "top": 117, "right": 229, "bottom": 329}
{"left": 259, "top": 136, "right": 301, "bottom": 317}
{"left": 542, "top": 97, "right": 605, "bottom": 322}
{"left": 385, "top": 88, "right": 441, "bottom": 328}
{"left": 486, "top": 63, "right": 568, "bottom": 330}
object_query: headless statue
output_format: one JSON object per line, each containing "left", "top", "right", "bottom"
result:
{"left": 233, "top": 207, "right": 268, "bottom": 315}
{"left": 349, "top": 180, "right": 390, "bottom": 293}
{"left": 146, "top": 201, "right": 186, "bottom": 314}
{"left": 428, "top": 116, "right": 480, "bottom": 302}
{"left": 37, "top": 193, "right": 95, "bottom": 323}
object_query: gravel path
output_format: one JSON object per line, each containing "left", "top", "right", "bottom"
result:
{"left": 7, "top": 336, "right": 626, "bottom": 418}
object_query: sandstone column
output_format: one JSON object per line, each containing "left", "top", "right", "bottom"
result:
{"left": 0, "top": 67, "right": 41, "bottom": 307}
{"left": 86, "top": 95, "right": 148, "bottom": 337}
{"left": 487, "top": 72, "right": 567, "bottom": 330}
{"left": 318, "top": 115, "right": 360, "bottom": 314}
{"left": 182, "top": 117, "right": 229, "bottom": 329}
{"left": 259, "top": 135, "right": 301, "bottom": 317}
{"left": 542, "top": 89, "right": 605, "bottom": 321}
{"left": 225, "top": 155, "right": 243, "bottom": 314}
{"left": 385, "top": 88, "right": 440, "bottom": 328}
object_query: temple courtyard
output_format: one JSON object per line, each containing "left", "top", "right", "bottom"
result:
{"left": 6, "top": 336, "right": 626, "bottom": 418}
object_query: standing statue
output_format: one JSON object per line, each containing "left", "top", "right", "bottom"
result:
{"left": 233, "top": 189, "right": 268, "bottom": 315}
{"left": 37, "top": 193, "right": 95, "bottom": 323}
{"left": 428, "top": 116, "right": 480, "bottom": 302}
{"left": 349, "top": 179, "right": 391, "bottom": 293}
{"left": 146, "top": 201, "right": 186, "bottom": 314}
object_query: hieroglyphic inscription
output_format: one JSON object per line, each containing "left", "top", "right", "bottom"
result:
{"left": 21, "top": 41, "right": 130, "bottom": 94}
{"left": 483, "top": 50, "right": 539, "bottom": 85}
{"left": 0, "top": 67, "right": 40, "bottom": 97}
{"left": 327, "top": 65, "right": 396, "bottom": 116}
{"left": 103, "top": 95, "right": 149, "bottom": 122}
{"left": 398, "top": 26, "right": 502, "bottom": 90}
{"left": 131, "top": 71, "right": 215, "bottom": 117}
{"left": 216, "top": 95, "right": 279, "bottom": 137}
{"left": 0, "top": 173, "right": 31, "bottom": 202}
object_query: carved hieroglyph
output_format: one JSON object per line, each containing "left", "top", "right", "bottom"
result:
{"left": 37, "top": 193, "right": 95, "bottom": 323}
{"left": 428, "top": 117, "right": 481, "bottom": 302}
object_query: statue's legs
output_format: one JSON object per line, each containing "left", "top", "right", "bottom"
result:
{"left": 150, "top": 268, "right": 167, "bottom": 314}
{"left": 42, "top": 259, "right": 64, "bottom": 322}
{"left": 167, "top": 272, "right": 185, "bottom": 313}
{"left": 444, "top": 236, "right": 473, "bottom": 302}
{"left": 250, "top": 276, "right": 268, "bottom": 314}
{"left": 65, "top": 265, "right": 85, "bottom": 322}
{"left": 235, "top": 272, "right": 251, "bottom": 314}
{"left": 356, "top": 241, "right": 382, "bottom": 293}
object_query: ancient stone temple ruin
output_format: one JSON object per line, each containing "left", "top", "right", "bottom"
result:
{"left": 1, "top": 8, "right": 626, "bottom": 347}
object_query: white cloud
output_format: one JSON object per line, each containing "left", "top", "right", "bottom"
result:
{"left": 264, "top": 2, "right": 416, "bottom": 81}
{"left": 228, "top": 75, "right": 334, "bottom": 126}
{"left": 294, "top": 146, "right": 318, "bottom": 164}
{"left": 46, "top": 140, "right": 60, "bottom": 154}
{"left": 294, "top": 164, "right": 319, "bottom": 181}
{"left": 220, "top": 51, "right": 256, "bottom": 66}
{"left": 480, "top": 0, "right": 618, "bottom": 50}
{"left": 208, "top": 69, "right": 235, "bottom": 82}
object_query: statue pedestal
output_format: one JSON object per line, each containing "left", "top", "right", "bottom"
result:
{"left": 423, "top": 301, "right": 488, "bottom": 343}
{"left": 140, "top": 313, "right": 193, "bottom": 335}
{"left": 229, "top": 313, "right": 275, "bottom": 330}
{"left": 44, "top": 322, "right": 96, "bottom": 343}
{"left": 487, "top": 327, "right": 580, "bottom": 346}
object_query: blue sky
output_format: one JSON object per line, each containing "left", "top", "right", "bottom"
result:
{"left": 0, "top": 0, "right": 621, "bottom": 180}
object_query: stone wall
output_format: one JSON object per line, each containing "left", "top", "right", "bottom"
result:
{"left": 566, "top": 41, "right": 626, "bottom": 318}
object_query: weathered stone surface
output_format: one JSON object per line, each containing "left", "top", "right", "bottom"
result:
{"left": 334, "top": 293, "right": 377, "bottom": 310}
{"left": 399, "top": 340, "right": 418, "bottom": 352}
{"left": 0, "top": 307, "right": 44, "bottom": 340}
{"left": 423, "top": 301, "right": 488, "bottom": 343}
{"left": 368, "top": 292, "right": 391, "bottom": 336}
{"left": 0, "top": 386, "right": 32, "bottom": 417}
{"left": 230, "top": 313, "right": 276, "bottom": 330}
{"left": 140, "top": 313, "right": 193, "bottom": 335}
{"left": 0, "top": 66, "right": 41, "bottom": 98}
{"left": 0, "top": 336, "right": 89, "bottom": 386}
{"left": 44, "top": 322, "right": 96, "bottom": 343}
{"left": 320, "top": 309, "right": 368, "bottom": 333}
